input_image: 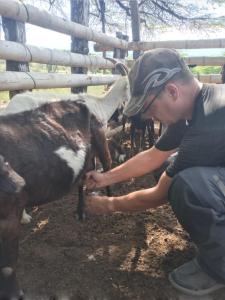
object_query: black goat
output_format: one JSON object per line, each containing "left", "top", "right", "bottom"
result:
{"left": 129, "top": 114, "right": 155, "bottom": 154}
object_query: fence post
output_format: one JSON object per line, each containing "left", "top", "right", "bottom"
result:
{"left": 129, "top": 0, "right": 141, "bottom": 59}
{"left": 70, "top": 0, "right": 90, "bottom": 94}
{"left": 2, "top": 17, "right": 29, "bottom": 98}
{"left": 113, "top": 31, "right": 129, "bottom": 73}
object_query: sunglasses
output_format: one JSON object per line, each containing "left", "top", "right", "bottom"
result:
{"left": 140, "top": 87, "right": 164, "bottom": 115}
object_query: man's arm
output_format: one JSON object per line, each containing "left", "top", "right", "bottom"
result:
{"left": 86, "top": 146, "right": 175, "bottom": 189}
{"left": 86, "top": 171, "right": 173, "bottom": 214}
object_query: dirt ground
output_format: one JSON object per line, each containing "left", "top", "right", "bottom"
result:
{"left": 17, "top": 132, "right": 225, "bottom": 300}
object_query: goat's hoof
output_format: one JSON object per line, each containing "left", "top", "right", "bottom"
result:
{"left": 18, "top": 289, "right": 24, "bottom": 300}
{"left": 75, "top": 211, "right": 86, "bottom": 221}
{"left": 20, "top": 209, "right": 32, "bottom": 224}
{"left": 118, "top": 154, "right": 126, "bottom": 163}
{"left": 0, "top": 289, "right": 24, "bottom": 300}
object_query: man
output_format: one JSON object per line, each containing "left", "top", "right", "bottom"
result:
{"left": 85, "top": 48, "right": 225, "bottom": 296}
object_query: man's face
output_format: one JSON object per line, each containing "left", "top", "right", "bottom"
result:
{"left": 140, "top": 84, "right": 182, "bottom": 125}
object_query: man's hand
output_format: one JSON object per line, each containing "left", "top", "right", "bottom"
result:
{"left": 86, "top": 194, "right": 114, "bottom": 215}
{"left": 85, "top": 171, "right": 107, "bottom": 190}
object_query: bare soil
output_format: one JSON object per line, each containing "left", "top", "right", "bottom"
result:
{"left": 17, "top": 132, "right": 225, "bottom": 300}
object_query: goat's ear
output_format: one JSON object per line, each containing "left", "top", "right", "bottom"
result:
{"left": 106, "top": 57, "right": 119, "bottom": 65}
{"left": 115, "top": 62, "right": 129, "bottom": 76}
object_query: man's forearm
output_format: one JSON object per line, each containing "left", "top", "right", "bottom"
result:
{"left": 110, "top": 171, "right": 172, "bottom": 213}
{"left": 86, "top": 172, "right": 173, "bottom": 215}
{"left": 104, "top": 147, "right": 174, "bottom": 186}
{"left": 112, "top": 187, "right": 168, "bottom": 212}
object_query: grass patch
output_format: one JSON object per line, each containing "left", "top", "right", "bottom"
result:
{"left": 191, "top": 66, "right": 222, "bottom": 75}
{"left": 0, "top": 85, "right": 106, "bottom": 106}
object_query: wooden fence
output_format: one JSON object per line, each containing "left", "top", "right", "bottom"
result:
{"left": 0, "top": 0, "right": 224, "bottom": 92}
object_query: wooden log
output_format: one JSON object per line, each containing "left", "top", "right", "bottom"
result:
{"left": 126, "top": 57, "right": 225, "bottom": 67}
{"left": 94, "top": 38, "right": 225, "bottom": 52}
{"left": 0, "top": 72, "right": 120, "bottom": 91}
{"left": 0, "top": 40, "right": 114, "bottom": 69}
{"left": 184, "top": 56, "right": 225, "bottom": 66}
{"left": 195, "top": 74, "right": 222, "bottom": 84}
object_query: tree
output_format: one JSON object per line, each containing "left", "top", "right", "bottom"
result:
{"left": 25, "top": 0, "right": 225, "bottom": 39}
{"left": 90, "top": 0, "right": 225, "bottom": 38}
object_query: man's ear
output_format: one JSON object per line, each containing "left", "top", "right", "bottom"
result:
{"left": 165, "top": 83, "right": 179, "bottom": 101}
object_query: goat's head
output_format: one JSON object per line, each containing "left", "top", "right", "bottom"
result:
{"left": 113, "top": 61, "right": 130, "bottom": 104}
{"left": 110, "top": 76, "right": 130, "bottom": 104}
{"left": 0, "top": 155, "right": 25, "bottom": 195}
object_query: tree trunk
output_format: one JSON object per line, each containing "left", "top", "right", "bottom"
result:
{"left": 70, "top": 0, "right": 90, "bottom": 93}
{"left": 129, "top": 0, "right": 141, "bottom": 59}
{"left": 2, "top": 17, "right": 29, "bottom": 98}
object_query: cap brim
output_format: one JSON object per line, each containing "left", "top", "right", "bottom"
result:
{"left": 123, "top": 93, "right": 147, "bottom": 117}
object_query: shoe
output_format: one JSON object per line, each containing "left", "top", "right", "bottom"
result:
{"left": 168, "top": 258, "right": 225, "bottom": 296}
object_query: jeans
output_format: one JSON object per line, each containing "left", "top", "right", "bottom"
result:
{"left": 168, "top": 167, "right": 225, "bottom": 283}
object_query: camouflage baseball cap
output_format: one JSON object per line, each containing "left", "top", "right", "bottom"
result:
{"left": 124, "top": 48, "right": 193, "bottom": 117}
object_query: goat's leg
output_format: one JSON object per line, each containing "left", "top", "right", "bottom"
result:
{"left": 130, "top": 123, "right": 136, "bottom": 156}
{"left": 91, "top": 118, "right": 112, "bottom": 196}
{"left": 140, "top": 127, "right": 146, "bottom": 151}
{"left": 122, "top": 115, "right": 126, "bottom": 133}
{"left": 77, "top": 184, "right": 86, "bottom": 221}
{"left": 147, "top": 120, "right": 155, "bottom": 148}
{"left": 0, "top": 233, "right": 23, "bottom": 300}
{"left": 158, "top": 122, "right": 163, "bottom": 137}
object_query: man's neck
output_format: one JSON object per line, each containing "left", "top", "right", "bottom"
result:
{"left": 185, "top": 79, "right": 203, "bottom": 120}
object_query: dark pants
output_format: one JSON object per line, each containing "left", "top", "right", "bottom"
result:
{"left": 168, "top": 167, "right": 225, "bottom": 283}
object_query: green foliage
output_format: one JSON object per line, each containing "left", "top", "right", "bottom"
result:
{"left": 191, "top": 66, "right": 222, "bottom": 75}
{"left": 0, "top": 85, "right": 105, "bottom": 105}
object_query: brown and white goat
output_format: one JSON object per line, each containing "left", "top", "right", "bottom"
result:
{"left": 0, "top": 100, "right": 112, "bottom": 299}
{"left": 1, "top": 62, "right": 130, "bottom": 224}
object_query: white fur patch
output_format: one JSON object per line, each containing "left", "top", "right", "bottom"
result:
{"left": 55, "top": 145, "right": 86, "bottom": 181}
{"left": 1, "top": 267, "right": 13, "bottom": 277}
{"left": 21, "top": 209, "right": 32, "bottom": 224}
{"left": 118, "top": 154, "right": 126, "bottom": 163}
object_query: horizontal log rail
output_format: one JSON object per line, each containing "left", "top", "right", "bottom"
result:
{"left": 0, "top": 72, "right": 120, "bottom": 91}
{"left": 195, "top": 74, "right": 221, "bottom": 83}
{"left": 0, "top": 40, "right": 114, "bottom": 69}
{"left": 94, "top": 38, "right": 225, "bottom": 52}
{"left": 0, "top": 71, "right": 221, "bottom": 92}
{"left": 126, "top": 56, "right": 225, "bottom": 67}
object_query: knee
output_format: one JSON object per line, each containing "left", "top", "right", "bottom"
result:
{"left": 168, "top": 171, "right": 192, "bottom": 217}
{"left": 168, "top": 167, "right": 204, "bottom": 218}
{"left": 168, "top": 166, "right": 218, "bottom": 221}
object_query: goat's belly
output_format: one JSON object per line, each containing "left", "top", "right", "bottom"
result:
{"left": 4, "top": 146, "right": 87, "bottom": 207}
